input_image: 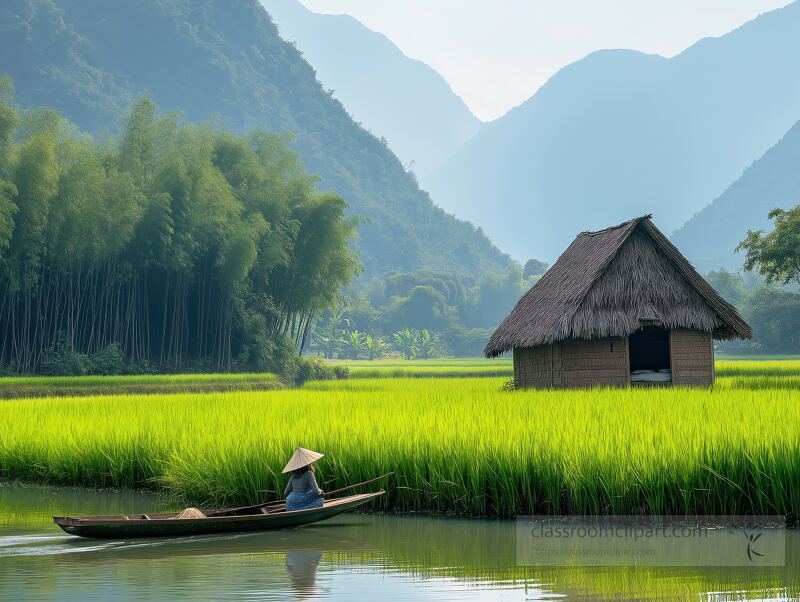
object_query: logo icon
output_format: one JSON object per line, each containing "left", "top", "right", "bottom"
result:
{"left": 729, "top": 529, "right": 765, "bottom": 562}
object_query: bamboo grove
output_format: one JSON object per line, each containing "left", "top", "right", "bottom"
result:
{"left": 0, "top": 82, "right": 360, "bottom": 373}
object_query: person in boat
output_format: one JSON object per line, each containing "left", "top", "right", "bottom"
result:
{"left": 283, "top": 447, "right": 325, "bottom": 511}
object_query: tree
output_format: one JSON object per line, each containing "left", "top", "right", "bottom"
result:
{"left": 0, "top": 92, "right": 361, "bottom": 374}
{"left": 363, "top": 335, "right": 388, "bottom": 361}
{"left": 738, "top": 207, "right": 800, "bottom": 284}
{"left": 384, "top": 285, "right": 451, "bottom": 332}
{"left": 393, "top": 328, "right": 419, "bottom": 360}
{"left": 463, "top": 266, "right": 529, "bottom": 328}
{"left": 744, "top": 287, "right": 800, "bottom": 353}
{"left": 340, "top": 330, "right": 366, "bottom": 360}
{"left": 311, "top": 305, "right": 348, "bottom": 359}
{"left": 417, "top": 329, "right": 445, "bottom": 359}
{"left": 523, "top": 258, "right": 548, "bottom": 279}
{"left": 704, "top": 269, "right": 747, "bottom": 306}
{"left": 0, "top": 79, "right": 18, "bottom": 252}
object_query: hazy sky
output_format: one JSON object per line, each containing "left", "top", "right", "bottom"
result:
{"left": 299, "top": 0, "right": 792, "bottom": 120}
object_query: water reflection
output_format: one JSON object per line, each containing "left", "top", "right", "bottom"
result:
{"left": 1, "top": 482, "right": 798, "bottom": 601}
{"left": 285, "top": 550, "right": 323, "bottom": 599}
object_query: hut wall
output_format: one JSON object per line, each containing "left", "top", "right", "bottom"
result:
{"left": 514, "top": 337, "right": 628, "bottom": 389}
{"left": 561, "top": 337, "right": 628, "bottom": 387}
{"left": 669, "top": 329, "right": 714, "bottom": 386}
{"left": 513, "top": 345, "right": 561, "bottom": 388}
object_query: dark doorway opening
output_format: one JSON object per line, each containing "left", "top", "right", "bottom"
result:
{"left": 629, "top": 326, "right": 670, "bottom": 372}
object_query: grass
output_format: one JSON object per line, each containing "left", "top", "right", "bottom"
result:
{"left": 1, "top": 367, "right": 799, "bottom": 518}
{"left": 0, "top": 372, "right": 283, "bottom": 398}
{"left": 716, "top": 354, "right": 800, "bottom": 361}
{"left": 327, "top": 357, "right": 513, "bottom": 378}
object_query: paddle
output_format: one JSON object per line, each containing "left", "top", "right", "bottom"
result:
{"left": 324, "top": 472, "right": 394, "bottom": 499}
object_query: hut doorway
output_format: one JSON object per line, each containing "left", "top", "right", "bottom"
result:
{"left": 629, "top": 326, "right": 671, "bottom": 382}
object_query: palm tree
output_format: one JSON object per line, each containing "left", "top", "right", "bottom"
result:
{"left": 393, "top": 328, "right": 419, "bottom": 360}
{"left": 312, "top": 322, "right": 338, "bottom": 359}
{"left": 417, "top": 329, "right": 443, "bottom": 359}
{"left": 312, "top": 303, "right": 353, "bottom": 359}
{"left": 340, "top": 330, "right": 366, "bottom": 360}
{"left": 364, "top": 335, "right": 388, "bottom": 361}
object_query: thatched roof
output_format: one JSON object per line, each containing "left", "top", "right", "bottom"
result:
{"left": 485, "top": 215, "right": 752, "bottom": 357}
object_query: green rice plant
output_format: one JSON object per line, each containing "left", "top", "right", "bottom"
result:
{"left": 716, "top": 360, "right": 800, "bottom": 378}
{"left": 330, "top": 357, "right": 513, "bottom": 379}
{"left": 339, "top": 357, "right": 800, "bottom": 380}
{"left": 1, "top": 371, "right": 800, "bottom": 517}
{"left": 0, "top": 372, "right": 282, "bottom": 398}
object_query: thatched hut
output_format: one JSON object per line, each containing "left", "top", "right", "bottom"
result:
{"left": 485, "top": 215, "right": 751, "bottom": 387}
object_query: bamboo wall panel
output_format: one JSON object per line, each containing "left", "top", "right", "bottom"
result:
{"left": 515, "top": 337, "right": 628, "bottom": 389}
{"left": 514, "top": 346, "right": 556, "bottom": 388}
{"left": 670, "top": 329, "right": 714, "bottom": 386}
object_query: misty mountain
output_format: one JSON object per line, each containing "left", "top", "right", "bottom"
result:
{"left": 0, "top": 0, "right": 511, "bottom": 277}
{"left": 426, "top": 1, "right": 800, "bottom": 263}
{"left": 261, "top": 0, "right": 480, "bottom": 177}
{"left": 672, "top": 120, "right": 800, "bottom": 272}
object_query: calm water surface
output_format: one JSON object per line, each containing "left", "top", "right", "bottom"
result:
{"left": 1, "top": 483, "right": 798, "bottom": 601}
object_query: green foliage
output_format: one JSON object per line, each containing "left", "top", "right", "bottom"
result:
{"left": 385, "top": 285, "right": 452, "bottom": 332}
{"left": 363, "top": 335, "right": 389, "bottom": 361}
{"left": 523, "top": 258, "right": 548, "bottom": 279}
{"left": 709, "top": 274, "right": 800, "bottom": 355}
{"left": 307, "top": 266, "right": 539, "bottom": 358}
{"left": 294, "top": 356, "right": 347, "bottom": 386}
{"left": 462, "top": 266, "right": 532, "bottom": 328}
{"left": 340, "top": 330, "right": 366, "bottom": 361}
{"left": 416, "top": 329, "right": 445, "bottom": 360}
{"left": 393, "top": 328, "right": 419, "bottom": 360}
{"left": 743, "top": 288, "right": 800, "bottom": 354}
{"left": 444, "top": 324, "right": 494, "bottom": 357}
{"left": 0, "top": 92, "right": 360, "bottom": 376}
{"left": 41, "top": 340, "right": 138, "bottom": 377}
{"left": 704, "top": 268, "right": 748, "bottom": 305}
{"left": 696, "top": 209, "right": 800, "bottom": 355}
{"left": 738, "top": 206, "right": 800, "bottom": 284}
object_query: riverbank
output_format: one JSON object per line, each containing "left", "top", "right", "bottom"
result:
{"left": 1, "top": 363, "right": 799, "bottom": 517}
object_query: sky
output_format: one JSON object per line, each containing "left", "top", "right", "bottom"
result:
{"left": 299, "top": 0, "right": 792, "bottom": 121}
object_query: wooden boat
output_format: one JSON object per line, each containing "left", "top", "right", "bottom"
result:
{"left": 53, "top": 491, "right": 384, "bottom": 539}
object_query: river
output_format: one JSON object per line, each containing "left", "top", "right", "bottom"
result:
{"left": 1, "top": 483, "right": 798, "bottom": 601}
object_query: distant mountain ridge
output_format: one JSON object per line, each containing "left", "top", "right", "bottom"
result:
{"left": 426, "top": 1, "right": 800, "bottom": 263}
{"left": 261, "top": 0, "right": 481, "bottom": 178}
{"left": 672, "top": 120, "right": 800, "bottom": 272}
{"left": 0, "top": 0, "right": 511, "bottom": 277}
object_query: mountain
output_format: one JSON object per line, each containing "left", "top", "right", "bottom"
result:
{"left": 426, "top": 1, "right": 800, "bottom": 263}
{"left": 672, "top": 120, "right": 800, "bottom": 272}
{"left": 0, "top": 0, "right": 511, "bottom": 277}
{"left": 261, "top": 0, "right": 480, "bottom": 178}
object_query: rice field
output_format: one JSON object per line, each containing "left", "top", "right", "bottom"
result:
{"left": 329, "top": 357, "right": 514, "bottom": 379}
{"left": 0, "top": 372, "right": 283, "bottom": 398}
{"left": 1, "top": 361, "right": 799, "bottom": 517}
{"left": 335, "top": 357, "right": 800, "bottom": 381}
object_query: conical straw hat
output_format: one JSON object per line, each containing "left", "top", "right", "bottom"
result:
{"left": 282, "top": 447, "right": 324, "bottom": 473}
{"left": 174, "top": 507, "right": 206, "bottom": 520}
